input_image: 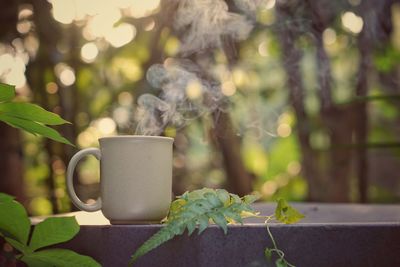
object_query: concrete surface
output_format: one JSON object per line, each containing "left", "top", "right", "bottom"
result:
{"left": 52, "top": 203, "right": 400, "bottom": 267}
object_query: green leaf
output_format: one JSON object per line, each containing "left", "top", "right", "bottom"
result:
{"left": 216, "top": 189, "right": 230, "bottom": 205}
{"left": 204, "top": 192, "right": 223, "bottom": 207}
{"left": 209, "top": 212, "right": 228, "bottom": 234}
{"left": 224, "top": 209, "right": 243, "bottom": 224}
{"left": 130, "top": 188, "right": 259, "bottom": 264}
{"left": 130, "top": 223, "right": 177, "bottom": 264}
{"left": 29, "top": 217, "right": 80, "bottom": 251}
{"left": 264, "top": 248, "right": 272, "bottom": 261}
{"left": 0, "top": 199, "right": 30, "bottom": 244}
{"left": 0, "top": 114, "right": 73, "bottom": 145}
{"left": 166, "top": 198, "right": 186, "bottom": 221}
{"left": 197, "top": 215, "right": 209, "bottom": 234}
{"left": 186, "top": 220, "right": 196, "bottom": 236}
{"left": 182, "top": 188, "right": 215, "bottom": 201}
{"left": 5, "top": 237, "right": 32, "bottom": 255}
{"left": 275, "top": 199, "right": 304, "bottom": 224}
{"left": 243, "top": 193, "right": 260, "bottom": 204}
{"left": 0, "top": 193, "right": 15, "bottom": 202}
{"left": 0, "top": 83, "right": 15, "bottom": 102}
{"left": 275, "top": 258, "right": 288, "bottom": 267}
{"left": 21, "top": 249, "right": 100, "bottom": 267}
{"left": 0, "top": 103, "right": 70, "bottom": 125}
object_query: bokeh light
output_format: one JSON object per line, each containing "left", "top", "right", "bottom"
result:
{"left": 128, "top": 0, "right": 160, "bottom": 18}
{"left": 258, "top": 41, "right": 268, "bottom": 57}
{"left": 96, "top": 117, "right": 117, "bottom": 135}
{"left": 113, "top": 107, "right": 131, "bottom": 126}
{"left": 106, "top": 23, "right": 136, "bottom": 48}
{"left": 186, "top": 80, "right": 203, "bottom": 100}
{"left": 55, "top": 63, "right": 76, "bottom": 86}
{"left": 46, "top": 82, "right": 59, "bottom": 94}
{"left": 0, "top": 53, "right": 27, "bottom": 88}
{"left": 221, "top": 81, "right": 237, "bottom": 96}
{"left": 277, "top": 123, "right": 292, "bottom": 138}
{"left": 341, "top": 11, "right": 364, "bottom": 34}
{"left": 51, "top": 0, "right": 75, "bottom": 24}
{"left": 81, "top": 42, "right": 99, "bottom": 63}
{"left": 60, "top": 68, "right": 75, "bottom": 86}
{"left": 323, "top": 28, "right": 337, "bottom": 46}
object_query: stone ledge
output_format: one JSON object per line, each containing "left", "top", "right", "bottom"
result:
{"left": 47, "top": 203, "right": 400, "bottom": 267}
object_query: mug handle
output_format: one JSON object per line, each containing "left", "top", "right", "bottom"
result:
{"left": 66, "top": 148, "right": 102, "bottom": 212}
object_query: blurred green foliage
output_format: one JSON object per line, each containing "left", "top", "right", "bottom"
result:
{"left": 0, "top": 1, "right": 400, "bottom": 215}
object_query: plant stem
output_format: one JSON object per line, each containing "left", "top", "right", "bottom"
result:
{"left": 265, "top": 217, "right": 279, "bottom": 252}
{"left": 264, "top": 216, "right": 295, "bottom": 267}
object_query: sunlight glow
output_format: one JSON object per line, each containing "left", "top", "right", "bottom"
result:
{"left": 118, "top": 91, "right": 133, "bottom": 106}
{"left": 258, "top": 41, "right": 268, "bottom": 57}
{"left": 323, "top": 28, "right": 337, "bottom": 45}
{"left": 6, "top": 67, "right": 26, "bottom": 89}
{"left": 55, "top": 63, "right": 75, "bottom": 86}
{"left": 287, "top": 161, "right": 301, "bottom": 176}
{"left": 112, "top": 58, "right": 143, "bottom": 81}
{"left": 186, "top": 80, "right": 203, "bottom": 100}
{"left": 96, "top": 117, "right": 117, "bottom": 135}
{"left": 221, "top": 81, "right": 237, "bottom": 96}
{"left": 164, "top": 37, "right": 180, "bottom": 56}
{"left": 265, "top": 0, "right": 276, "bottom": 9}
{"left": 232, "top": 69, "right": 248, "bottom": 88}
{"left": 60, "top": 69, "right": 75, "bottom": 86}
{"left": 85, "top": 9, "right": 122, "bottom": 38}
{"left": 144, "top": 19, "right": 156, "bottom": 31}
{"left": 17, "top": 21, "right": 32, "bottom": 34}
{"left": 0, "top": 54, "right": 26, "bottom": 88}
{"left": 0, "top": 54, "right": 14, "bottom": 75}
{"left": 18, "top": 7, "right": 33, "bottom": 20}
{"left": 128, "top": 0, "right": 160, "bottom": 18}
{"left": 51, "top": 0, "right": 75, "bottom": 24}
{"left": 261, "top": 181, "right": 278, "bottom": 196}
{"left": 81, "top": 42, "right": 99, "bottom": 63}
{"left": 277, "top": 123, "right": 292, "bottom": 137}
{"left": 46, "top": 82, "right": 59, "bottom": 94}
{"left": 341, "top": 11, "right": 364, "bottom": 34}
{"left": 105, "top": 23, "right": 136, "bottom": 48}
{"left": 113, "top": 107, "right": 130, "bottom": 125}
{"left": 77, "top": 126, "right": 100, "bottom": 148}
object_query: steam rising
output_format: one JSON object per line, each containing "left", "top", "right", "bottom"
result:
{"left": 136, "top": 59, "right": 228, "bottom": 135}
{"left": 233, "top": 0, "right": 268, "bottom": 18}
{"left": 172, "top": 0, "right": 253, "bottom": 56}
{"left": 135, "top": 0, "right": 261, "bottom": 135}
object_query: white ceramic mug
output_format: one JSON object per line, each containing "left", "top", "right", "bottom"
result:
{"left": 66, "top": 136, "right": 173, "bottom": 224}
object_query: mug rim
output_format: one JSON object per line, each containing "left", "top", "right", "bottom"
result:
{"left": 99, "top": 135, "right": 174, "bottom": 142}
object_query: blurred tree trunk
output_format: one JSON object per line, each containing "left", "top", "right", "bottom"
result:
{"left": 214, "top": 35, "right": 253, "bottom": 196}
{"left": 355, "top": 29, "right": 371, "bottom": 203}
{"left": 0, "top": 0, "right": 25, "bottom": 203}
{"left": 0, "top": 123, "right": 25, "bottom": 202}
{"left": 211, "top": 111, "right": 253, "bottom": 196}
{"left": 27, "top": 0, "right": 64, "bottom": 213}
{"left": 276, "top": 0, "right": 397, "bottom": 202}
{"left": 309, "top": 0, "right": 354, "bottom": 202}
{"left": 276, "top": 1, "right": 354, "bottom": 202}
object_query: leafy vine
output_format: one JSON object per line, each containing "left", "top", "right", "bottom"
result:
{"left": 130, "top": 188, "right": 304, "bottom": 267}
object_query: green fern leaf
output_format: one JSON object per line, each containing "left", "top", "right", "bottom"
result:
{"left": 197, "top": 215, "right": 209, "bottom": 234}
{"left": 129, "top": 223, "right": 176, "bottom": 264}
{"left": 186, "top": 220, "right": 197, "bottom": 236}
{"left": 209, "top": 212, "right": 228, "bottom": 234}
{"left": 129, "top": 188, "right": 260, "bottom": 265}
